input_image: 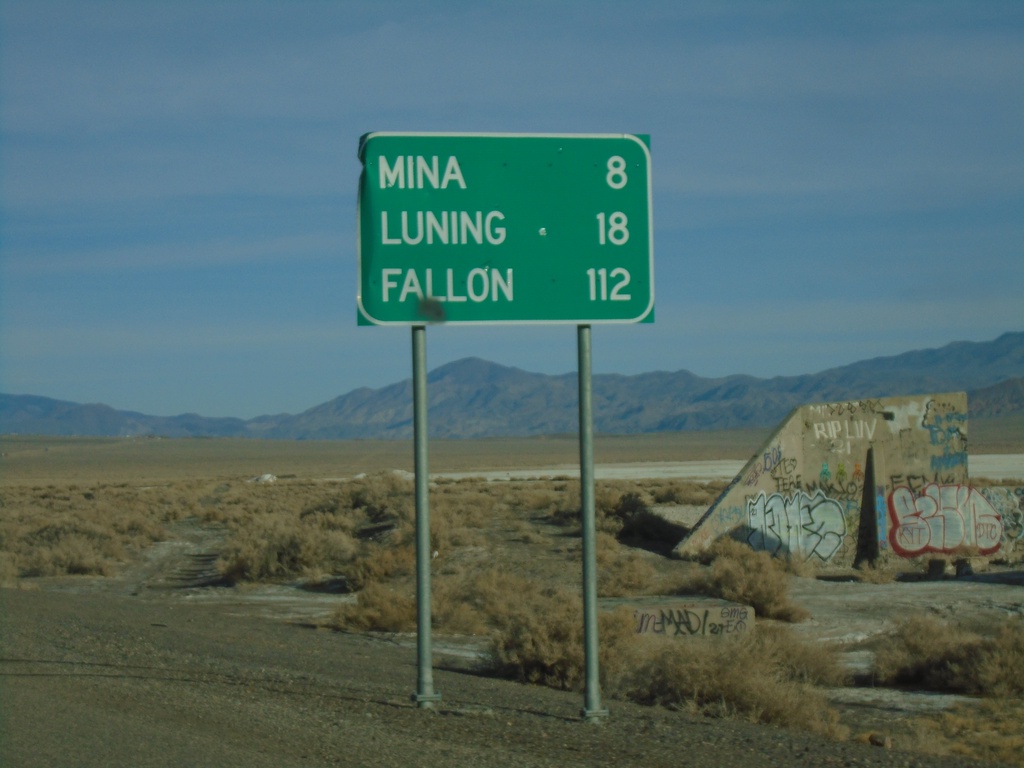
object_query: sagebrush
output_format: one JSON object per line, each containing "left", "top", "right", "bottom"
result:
{"left": 874, "top": 614, "right": 1024, "bottom": 697}
{"left": 674, "top": 538, "right": 810, "bottom": 622}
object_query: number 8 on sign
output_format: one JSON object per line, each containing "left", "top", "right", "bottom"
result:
{"left": 606, "top": 156, "right": 628, "bottom": 189}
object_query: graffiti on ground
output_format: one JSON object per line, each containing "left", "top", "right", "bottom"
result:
{"left": 634, "top": 605, "right": 750, "bottom": 637}
{"left": 888, "top": 483, "right": 1003, "bottom": 557}
{"left": 746, "top": 490, "right": 847, "bottom": 562}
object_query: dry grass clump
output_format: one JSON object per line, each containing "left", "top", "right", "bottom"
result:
{"left": 330, "top": 567, "right": 543, "bottom": 637}
{"left": 499, "top": 480, "right": 573, "bottom": 520}
{"left": 432, "top": 570, "right": 501, "bottom": 636}
{"left": 427, "top": 481, "right": 493, "bottom": 552}
{"left": 595, "top": 532, "right": 661, "bottom": 597}
{"left": 593, "top": 484, "right": 660, "bottom": 537}
{"left": 486, "top": 580, "right": 637, "bottom": 690}
{"left": 0, "top": 484, "right": 170, "bottom": 577}
{"left": 343, "top": 544, "right": 416, "bottom": 591}
{"left": 899, "top": 700, "right": 1024, "bottom": 766}
{"left": 22, "top": 524, "right": 121, "bottom": 576}
{"left": 675, "top": 538, "right": 810, "bottom": 622}
{"left": 614, "top": 625, "right": 849, "bottom": 738}
{"left": 212, "top": 472, "right": 420, "bottom": 586}
{"left": 330, "top": 582, "right": 416, "bottom": 632}
{"left": 340, "top": 472, "right": 415, "bottom": 537}
{"left": 542, "top": 480, "right": 649, "bottom": 531}
{"left": 217, "top": 516, "right": 359, "bottom": 583}
{"left": 874, "top": 614, "right": 1024, "bottom": 696}
{"left": 647, "top": 479, "right": 729, "bottom": 506}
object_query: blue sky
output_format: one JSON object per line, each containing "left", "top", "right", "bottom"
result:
{"left": 2, "top": 1, "right": 1021, "bottom": 419}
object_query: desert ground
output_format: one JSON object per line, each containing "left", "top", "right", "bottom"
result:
{"left": 1, "top": 425, "right": 1022, "bottom": 767}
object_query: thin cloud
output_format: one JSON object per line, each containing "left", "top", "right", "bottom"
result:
{"left": 3, "top": 230, "right": 344, "bottom": 277}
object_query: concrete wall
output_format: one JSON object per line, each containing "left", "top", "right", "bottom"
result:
{"left": 673, "top": 392, "right": 1009, "bottom": 568}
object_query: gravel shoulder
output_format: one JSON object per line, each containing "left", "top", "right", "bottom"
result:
{"left": 0, "top": 587, "right": 1012, "bottom": 768}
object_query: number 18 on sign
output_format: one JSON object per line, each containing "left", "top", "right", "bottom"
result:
{"left": 357, "top": 132, "right": 653, "bottom": 325}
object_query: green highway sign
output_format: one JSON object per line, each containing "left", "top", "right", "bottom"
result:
{"left": 357, "top": 132, "right": 653, "bottom": 325}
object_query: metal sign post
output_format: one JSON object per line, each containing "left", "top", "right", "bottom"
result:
{"left": 411, "top": 325, "right": 441, "bottom": 708}
{"left": 577, "top": 324, "right": 608, "bottom": 721}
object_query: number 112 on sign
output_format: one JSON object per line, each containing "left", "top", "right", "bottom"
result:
{"left": 587, "top": 267, "right": 631, "bottom": 301}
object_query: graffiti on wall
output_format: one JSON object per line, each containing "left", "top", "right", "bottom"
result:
{"left": 812, "top": 418, "right": 878, "bottom": 444}
{"left": 875, "top": 486, "right": 889, "bottom": 551}
{"left": 744, "top": 443, "right": 784, "bottom": 487}
{"left": 922, "top": 399, "right": 967, "bottom": 473}
{"left": 808, "top": 400, "right": 885, "bottom": 456}
{"left": 746, "top": 490, "right": 847, "bottom": 562}
{"left": 804, "top": 461, "right": 866, "bottom": 502}
{"left": 810, "top": 418, "right": 879, "bottom": 456}
{"left": 769, "top": 458, "right": 801, "bottom": 494}
{"left": 890, "top": 472, "right": 962, "bottom": 494}
{"left": 980, "top": 487, "right": 1024, "bottom": 552}
{"left": 634, "top": 605, "right": 750, "bottom": 637}
{"left": 807, "top": 400, "right": 883, "bottom": 417}
{"left": 888, "top": 483, "right": 1002, "bottom": 557}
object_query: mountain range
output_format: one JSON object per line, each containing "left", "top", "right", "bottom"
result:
{"left": 3, "top": 331, "right": 1022, "bottom": 440}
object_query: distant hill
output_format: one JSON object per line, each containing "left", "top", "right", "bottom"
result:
{"left": 0, "top": 394, "right": 250, "bottom": 439}
{"left": 3, "top": 331, "right": 1022, "bottom": 439}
